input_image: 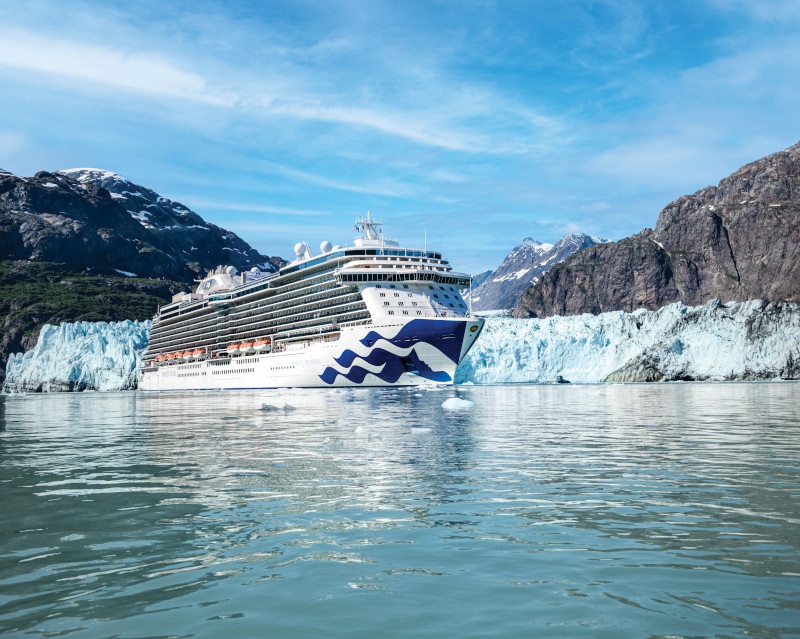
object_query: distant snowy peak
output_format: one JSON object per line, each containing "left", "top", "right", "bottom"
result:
{"left": 471, "top": 232, "right": 609, "bottom": 311}
{"left": 519, "top": 237, "right": 554, "bottom": 252}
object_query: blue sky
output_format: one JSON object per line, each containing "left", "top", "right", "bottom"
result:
{"left": 1, "top": 0, "right": 798, "bottom": 274}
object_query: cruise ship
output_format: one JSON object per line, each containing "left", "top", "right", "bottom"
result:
{"left": 138, "top": 213, "right": 484, "bottom": 390}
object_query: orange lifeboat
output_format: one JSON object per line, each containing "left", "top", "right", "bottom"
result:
{"left": 166, "top": 352, "right": 176, "bottom": 361}
{"left": 241, "top": 341, "right": 255, "bottom": 354}
{"left": 226, "top": 343, "right": 241, "bottom": 356}
{"left": 193, "top": 348, "right": 206, "bottom": 359}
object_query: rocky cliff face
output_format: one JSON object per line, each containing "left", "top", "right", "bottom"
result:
{"left": 58, "top": 169, "right": 285, "bottom": 276}
{"left": 513, "top": 142, "right": 800, "bottom": 318}
{"left": 472, "top": 234, "right": 608, "bottom": 311}
{"left": 0, "top": 168, "right": 284, "bottom": 282}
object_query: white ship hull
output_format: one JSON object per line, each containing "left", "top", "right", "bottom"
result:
{"left": 139, "top": 317, "right": 483, "bottom": 391}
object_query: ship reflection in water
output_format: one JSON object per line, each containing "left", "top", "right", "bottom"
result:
{"left": 1, "top": 382, "right": 799, "bottom": 638}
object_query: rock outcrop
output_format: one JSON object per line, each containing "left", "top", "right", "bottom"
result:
{"left": 513, "top": 142, "right": 800, "bottom": 318}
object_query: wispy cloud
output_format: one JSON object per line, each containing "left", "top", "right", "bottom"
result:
{"left": 185, "top": 199, "right": 329, "bottom": 217}
{"left": 0, "top": 29, "right": 234, "bottom": 105}
{"left": 258, "top": 162, "right": 421, "bottom": 198}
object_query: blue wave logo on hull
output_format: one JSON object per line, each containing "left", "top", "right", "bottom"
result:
{"left": 319, "top": 319, "right": 467, "bottom": 385}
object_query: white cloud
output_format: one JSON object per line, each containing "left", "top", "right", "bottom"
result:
{"left": 0, "top": 29, "right": 234, "bottom": 105}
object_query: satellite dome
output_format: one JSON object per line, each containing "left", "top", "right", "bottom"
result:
{"left": 294, "top": 242, "right": 305, "bottom": 257}
{"left": 320, "top": 240, "right": 332, "bottom": 254}
{"left": 250, "top": 266, "right": 260, "bottom": 272}
{"left": 225, "top": 266, "right": 238, "bottom": 276}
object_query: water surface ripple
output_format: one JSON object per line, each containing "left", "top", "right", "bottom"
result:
{"left": 1, "top": 383, "right": 798, "bottom": 638}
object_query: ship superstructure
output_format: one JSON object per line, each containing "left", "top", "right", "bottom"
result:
{"left": 139, "top": 213, "right": 483, "bottom": 390}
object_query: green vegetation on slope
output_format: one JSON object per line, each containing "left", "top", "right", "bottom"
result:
{"left": 0, "top": 261, "right": 185, "bottom": 379}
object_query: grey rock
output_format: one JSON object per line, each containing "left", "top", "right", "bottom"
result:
{"left": 514, "top": 141, "right": 800, "bottom": 318}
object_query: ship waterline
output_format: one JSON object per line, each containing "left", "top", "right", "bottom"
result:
{"left": 139, "top": 213, "right": 484, "bottom": 390}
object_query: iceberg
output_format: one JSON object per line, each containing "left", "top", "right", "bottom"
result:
{"left": 3, "top": 320, "right": 151, "bottom": 393}
{"left": 455, "top": 299, "right": 800, "bottom": 384}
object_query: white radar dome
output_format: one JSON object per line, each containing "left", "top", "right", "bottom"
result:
{"left": 320, "top": 240, "right": 332, "bottom": 253}
{"left": 225, "top": 266, "right": 238, "bottom": 275}
{"left": 294, "top": 242, "right": 305, "bottom": 257}
{"left": 250, "top": 266, "right": 260, "bottom": 272}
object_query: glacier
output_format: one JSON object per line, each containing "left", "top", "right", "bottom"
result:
{"left": 2, "top": 300, "right": 798, "bottom": 393}
{"left": 456, "top": 299, "right": 800, "bottom": 384}
{"left": 3, "top": 320, "right": 151, "bottom": 393}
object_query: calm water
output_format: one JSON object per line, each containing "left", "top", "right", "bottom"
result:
{"left": 1, "top": 383, "right": 799, "bottom": 638}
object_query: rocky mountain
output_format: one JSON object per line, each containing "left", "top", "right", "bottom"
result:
{"left": 58, "top": 169, "right": 285, "bottom": 277}
{"left": 514, "top": 141, "right": 800, "bottom": 318}
{"left": 0, "top": 167, "right": 286, "bottom": 382}
{"left": 0, "top": 168, "right": 283, "bottom": 282}
{"left": 471, "top": 234, "right": 608, "bottom": 311}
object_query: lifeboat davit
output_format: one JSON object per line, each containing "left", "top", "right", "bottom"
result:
{"left": 226, "top": 343, "right": 241, "bottom": 356}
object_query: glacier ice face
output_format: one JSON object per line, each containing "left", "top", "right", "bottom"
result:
{"left": 3, "top": 320, "right": 151, "bottom": 393}
{"left": 455, "top": 299, "right": 800, "bottom": 384}
{"left": 2, "top": 300, "right": 798, "bottom": 393}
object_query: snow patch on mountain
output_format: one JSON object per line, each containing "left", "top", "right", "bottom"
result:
{"left": 3, "top": 320, "right": 151, "bottom": 393}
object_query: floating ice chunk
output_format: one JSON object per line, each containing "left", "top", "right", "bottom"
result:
{"left": 442, "top": 397, "right": 474, "bottom": 410}
{"left": 260, "top": 403, "right": 296, "bottom": 412}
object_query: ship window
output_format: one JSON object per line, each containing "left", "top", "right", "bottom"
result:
{"left": 449, "top": 303, "right": 454, "bottom": 307}
{"left": 407, "top": 292, "right": 413, "bottom": 296}
{"left": 394, "top": 292, "right": 399, "bottom": 297}
{"left": 444, "top": 294, "right": 450, "bottom": 299}
{"left": 433, "top": 294, "right": 439, "bottom": 299}
{"left": 388, "top": 310, "right": 395, "bottom": 315}
{"left": 412, "top": 302, "right": 417, "bottom": 306}
{"left": 402, "top": 311, "right": 408, "bottom": 315}
{"left": 380, "top": 292, "right": 385, "bottom": 297}
{"left": 384, "top": 301, "right": 389, "bottom": 306}
{"left": 416, "top": 311, "right": 422, "bottom": 315}
{"left": 402, "top": 284, "right": 409, "bottom": 289}
{"left": 428, "top": 285, "right": 434, "bottom": 289}
{"left": 398, "top": 302, "right": 404, "bottom": 306}
{"left": 376, "top": 284, "right": 382, "bottom": 288}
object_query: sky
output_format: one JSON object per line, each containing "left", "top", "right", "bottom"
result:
{"left": 0, "top": 0, "right": 798, "bottom": 274}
